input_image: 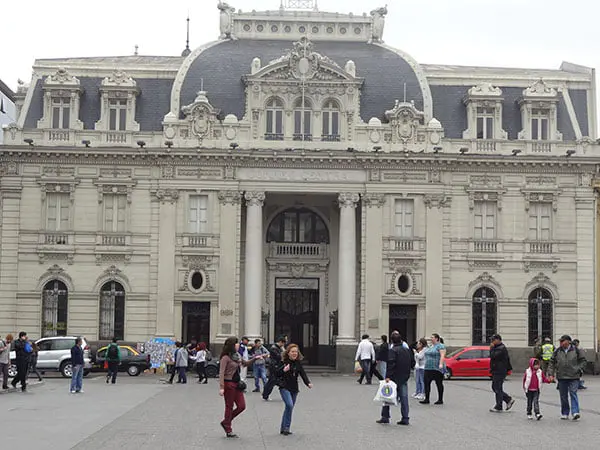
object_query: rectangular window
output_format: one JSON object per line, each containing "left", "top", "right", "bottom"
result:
{"left": 188, "top": 195, "right": 208, "bottom": 233}
{"left": 476, "top": 107, "right": 494, "bottom": 139}
{"left": 51, "top": 97, "right": 71, "bottom": 129}
{"left": 108, "top": 99, "right": 127, "bottom": 131}
{"left": 473, "top": 201, "right": 497, "bottom": 239}
{"left": 266, "top": 110, "right": 283, "bottom": 136}
{"left": 531, "top": 109, "right": 549, "bottom": 140}
{"left": 528, "top": 202, "right": 551, "bottom": 240}
{"left": 46, "top": 193, "right": 70, "bottom": 231}
{"left": 394, "top": 199, "right": 414, "bottom": 238}
{"left": 103, "top": 194, "right": 127, "bottom": 232}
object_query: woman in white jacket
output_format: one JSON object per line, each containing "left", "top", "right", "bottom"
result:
{"left": 413, "top": 338, "right": 427, "bottom": 400}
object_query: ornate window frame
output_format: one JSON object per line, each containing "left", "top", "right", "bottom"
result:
{"left": 517, "top": 80, "right": 562, "bottom": 141}
{"left": 94, "top": 70, "right": 140, "bottom": 132}
{"left": 37, "top": 68, "right": 83, "bottom": 130}
{"left": 463, "top": 83, "right": 507, "bottom": 140}
{"left": 93, "top": 179, "right": 137, "bottom": 233}
{"left": 187, "top": 269, "right": 207, "bottom": 294}
{"left": 38, "top": 177, "right": 80, "bottom": 231}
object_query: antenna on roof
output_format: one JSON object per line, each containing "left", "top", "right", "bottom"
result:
{"left": 200, "top": 78, "right": 204, "bottom": 91}
{"left": 403, "top": 82, "right": 406, "bottom": 103}
{"left": 134, "top": 45, "right": 139, "bottom": 56}
{"left": 181, "top": 13, "right": 191, "bottom": 57}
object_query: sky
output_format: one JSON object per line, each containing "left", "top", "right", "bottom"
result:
{"left": 1, "top": 0, "right": 599, "bottom": 129}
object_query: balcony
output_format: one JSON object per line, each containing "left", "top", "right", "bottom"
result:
{"left": 472, "top": 240, "right": 498, "bottom": 253}
{"left": 321, "top": 134, "right": 341, "bottom": 142}
{"left": 385, "top": 237, "right": 425, "bottom": 253}
{"left": 532, "top": 142, "right": 552, "bottom": 153}
{"left": 98, "top": 233, "right": 128, "bottom": 247}
{"left": 46, "top": 130, "right": 71, "bottom": 142}
{"left": 528, "top": 241, "right": 553, "bottom": 254}
{"left": 268, "top": 242, "right": 328, "bottom": 259}
{"left": 43, "top": 232, "right": 70, "bottom": 245}
{"left": 476, "top": 140, "right": 497, "bottom": 152}
{"left": 180, "top": 233, "right": 219, "bottom": 249}
{"left": 264, "top": 133, "right": 284, "bottom": 141}
{"left": 106, "top": 131, "right": 128, "bottom": 144}
{"left": 293, "top": 133, "right": 313, "bottom": 142}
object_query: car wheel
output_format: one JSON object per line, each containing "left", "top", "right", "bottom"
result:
{"left": 60, "top": 361, "right": 73, "bottom": 378}
{"left": 8, "top": 363, "right": 17, "bottom": 378}
{"left": 443, "top": 368, "right": 452, "bottom": 380}
{"left": 127, "top": 365, "right": 140, "bottom": 376}
{"left": 205, "top": 364, "right": 218, "bottom": 378}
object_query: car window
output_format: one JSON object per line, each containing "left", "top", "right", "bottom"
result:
{"left": 37, "top": 340, "right": 53, "bottom": 351}
{"left": 481, "top": 350, "right": 490, "bottom": 358}
{"left": 53, "top": 339, "right": 75, "bottom": 351}
{"left": 124, "top": 348, "right": 136, "bottom": 357}
{"left": 97, "top": 349, "right": 107, "bottom": 358}
{"left": 458, "top": 350, "right": 480, "bottom": 360}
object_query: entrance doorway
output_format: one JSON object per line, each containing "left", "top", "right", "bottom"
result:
{"left": 275, "top": 280, "right": 319, "bottom": 364}
{"left": 389, "top": 305, "right": 417, "bottom": 346}
{"left": 182, "top": 302, "right": 210, "bottom": 345}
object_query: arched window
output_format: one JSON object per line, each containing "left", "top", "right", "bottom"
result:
{"left": 322, "top": 100, "right": 340, "bottom": 141}
{"left": 267, "top": 208, "right": 329, "bottom": 244}
{"left": 293, "top": 98, "right": 312, "bottom": 141}
{"left": 472, "top": 287, "right": 497, "bottom": 344}
{"left": 265, "top": 98, "right": 284, "bottom": 140}
{"left": 528, "top": 288, "right": 553, "bottom": 346}
{"left": 99, "top": 281, "right": 125, "bottom": 340}
{"left": 42, "top": 280, "right": 68, "bottom": 337}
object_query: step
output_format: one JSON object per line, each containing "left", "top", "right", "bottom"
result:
{"left": 303, "top": 365, "right": 339, "bottom": 375}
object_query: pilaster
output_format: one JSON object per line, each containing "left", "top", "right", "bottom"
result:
{"left": 575, "top": 196, "right": 595, "bottom": 344}
{"left": 362, "top": 193, "right": 385, "bottom": 336}
{"left": 243, "top": 191, "right": 265, "bottom": 340}
{"left": 0, "top": 185, "right": 22, "bottom": 334}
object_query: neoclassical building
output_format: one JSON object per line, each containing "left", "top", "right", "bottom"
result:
{"left": 1, "top": 2, "right": 599, "bottom": 367}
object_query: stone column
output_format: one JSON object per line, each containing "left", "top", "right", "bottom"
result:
{"left": 216, "top": 190, "right": 242, "bottom": 342}
{"left": 154, "top": 189, "right": 179, "bottom": 337}
{"left": 337, "top": 192, "right": 360, "bottom": 344}
{"left": 0, "top": 185, "right": 22, "bottom": 334}
{"left": 575, "top": 195, "right": 595, "bottom": 345}
{"left": 424, "top": 194, "right": 449, "bottom": 335}
{"left": 243, "top": 191, "right": 265, "bottom": 340}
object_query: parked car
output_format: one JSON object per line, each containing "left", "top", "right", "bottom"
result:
{"left": 444, "top": 345, "right": 510, "bottom": 379}
{"left": 185, "top": 355, "right": 219, "bottom": 378}
{"left": 9, "top": 336, "right": 92, "bottom": 378}
{"left": 93, "top": 345, "right": 150, "bottom": 376}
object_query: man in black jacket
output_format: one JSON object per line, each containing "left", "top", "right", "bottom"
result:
{"left": 489, "top": 334, "right": 514, "bottom": 412}
{"left": 11, "top": 331, "right": 30, "bottom": 392}
{"left": 376, "top": 332, "right": 415, "bottom": 425}
{"left": 262, "top": 335, "right": 286, "bottom": 401}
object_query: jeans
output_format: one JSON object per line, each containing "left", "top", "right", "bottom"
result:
{"left": 263, "top": 369, "right": 278, "bottom": 399}
{"left": 378, "top": 361, "right": 387, "bottom": 379}
{"left": 222, "top": 382, "right": 246, "bottom": 433}
{"left": 381, "top": 382, "right": 409, "bottom": 423}
{"left": 177, "top": 366, "right": 187, "bottom": 383}
{"left": 358, "top": 359, "right": 372, "bottom": 384}
{"left": 107, "top": 362, "right": 119, "bottom": 384}
{"left": 70, "top": 364, "right": 83, "bottom": 392}
{"left": 254, "top": 364, "right": 267, "bottom": 390}
{"left": 0, "top": 362, "right": 9, "bottom": 389}
{"left": 415, "top": 368, "right": 425, "bottom": 395}
{"left": 424, "top": 370, "right": 444, "bottom": 402}
{"left": 280, "top": 388, "right": 298, "bottom": 431}
{"left": 526, "top": 390, "right": 540, "bottom": 415}
{"left": 491, "top": 374, "right": 512, "bottom": 410}
{"left": 558, "top": 379, "right": 580, "bottom": 416}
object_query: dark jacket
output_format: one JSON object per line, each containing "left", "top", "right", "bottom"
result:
{"left": 71, "top": 345, "right": 84, "bottom": 366}
{"left": 105, "top": 343, "right": 121, "bottom": 363}
{"left": 268, "top": 343, "right": 283, "bottom": 368}
{"left": 548, "top": 345, "right": 587, "bottom": 380}
{"left": 376, "top": 343, "right": 389, "bottom": 363}
{"left": 490, "top": 343, "right": 512, "bottom": 375}
{"left": 385, "top": 343, "right": 414, "bottom": 385}
{"left": 14, "top": 339, "right": 31, "bottom": 364}
{"left": 276, "top": 359, "right": 311, "bottom": 393}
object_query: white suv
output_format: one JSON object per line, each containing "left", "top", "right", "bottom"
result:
{"left": 9, "top": 336, "right": 92, "bottom": 378}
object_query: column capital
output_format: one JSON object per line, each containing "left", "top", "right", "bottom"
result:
{"left": 362, "top": 193, "right": 386, "bottom": 208}
{"left": 244, "top": 191, "right": 265, "bottom": 207}
{"left": 424, "top": 193, "right": 451, "bottom": 209}
{"left": 338, "top": 192, "right": 360, "bottom": 208}
{"left": 218, "top": 190, "right": 243, "bottom": 205}
{"left": 152, "top": 188, "right": 179, "bottom": 204}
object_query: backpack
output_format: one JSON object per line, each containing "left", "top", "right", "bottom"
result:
{"left": 24, "top": 342, "right": 33, "bottom": 353}
{"left": 107, "top": 344, "right": 119, "bottom": 360}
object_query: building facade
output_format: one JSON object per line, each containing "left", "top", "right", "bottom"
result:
{"left": 1, "top": 3, "right": 599, "bottom": 367}
{"left": 0, "top": 79, "right": 16, "bottom": 145}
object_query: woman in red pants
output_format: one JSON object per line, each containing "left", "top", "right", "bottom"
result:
{"left": 219, "top": 336, "right": 262, "bottom": 438}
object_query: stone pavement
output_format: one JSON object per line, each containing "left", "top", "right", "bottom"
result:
{"left": 2, "top": 373, "right": 599, "bottom": 450}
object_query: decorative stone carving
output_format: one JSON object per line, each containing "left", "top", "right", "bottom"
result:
{"left": 38, "top": 179, "right": 80, "bottom": 202}
{"left": 423, "top": 194, "right": 451, "bottom": 209}
{"left": 220, "top": 309, "right": 234, "bottom": 317}
{"left": 95, "top": 180, "right": 137, "bottom": 203}
{"left": 338, "top": 192, "right": 360, "bottom": 208}
{"left": 161, "top": 165, "right": 175, "bottom": 179}
{"left": 1, "top": 161, "right": 19, "bottom": 175}
{"left": 95, "top": 265, "right": 129, "bottom": 288}
{"left": 182, "top": 255, "right": 214, "bottom": 269}
{"left": 218, "top": 190, "right": 242, "bottom": 205}
{"left": 153, "top": 189, "right": 179, "bottom": 204}
{"left": 521, "top": 189, "right": 561, "bottom": 211}
{"left": 362, "top": 193, "right": 386, "bottom": 208}
{"left": 467, "top": 271, "right": 502, "bottom": 294}
{"left": 465, "top": 187, "right": 506, "bottom": 210}
{"left": 523, "top": 79, "right": 557, "bottom": 98}
{"left": 467, "top": 260, "right": 503, "bottom": 272}
{"left": 38, "top": 68, "right": 83, "bottom": 131}
{"left": 244, "top": 191, "right": 265, "bottom": 207}
{"left": 47, "top": 68, "right": 80, "bottom": 86}
{"left": 181, "top": 91, "right": 219, "bottom": 141}
{"left": 385, "top": 100, "right": 425, "bottom": 144}
{"left": 218, "top": 1, "right": 235, "bottom": 39}
{"left": 517, "top": 79, "right": 562, "bottom": 141}
{"left": 370, "top": 6, "right": 388, "bottom": 42}
{"left": 523, "top": 272, "right": 559, "bottom": 301}
{"left": 38, "top": 264, "right": 74, "bottom": 289}
{"left": 523, "top": 261, "right": 558, "bottom": 274}
{"left": 462, "top": 83, "right": 507, "bottom": 140}
{"left": 103, "top": 70, "right": 136, "bottom": 87}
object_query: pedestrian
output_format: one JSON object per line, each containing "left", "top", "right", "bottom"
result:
{"left": 571, "top": 339, "right": 587, "bottom": 389}
{"left": 547, "top": 335, "right": 587, "bottom": 420}
{"left": 263, "top": 335, "right": 287, "bottom": 401}
{"left": 167, "top": 343, "right": 180, "bottom": 384}
{"left": 194, "top": 342, "right": 208, "bottom": 384}
{"left": 412, "top": 338, "right": 427, "bottom": 400}
{"left": 219, "top": 336, "right": 263, "bottom": 438}
{"left": 376, "top": 331, "right": 414, "bottom": 425}
{"left": 175, "top": 341, "right": 189, "bottom": 384}
{"left": 28, "top": 341, "right": 43, "bottom": 382}
{"left": 523, "top": 358, "right": 551, "bottom": 420}
{"left": 489, "top": 334, "right": 515, "bottom": 413}
{"left": 355, "top": 334, "right": 376, "bottom": 385}
{"left": 420, "top": 333, "right": 446, "bottom": 405}
{"left": 251, "top": 338, "right": 269, "bottom": 393}
{"left": 238, "top": 336, "right": 250, "bottom": 382}
{"left": 540, "top": 337, "right": 554, "bottom": 375}
{"left": 533, "top": 336, "right": 542, "bottom": 359}
{"left": 376, "top": 335, "right": 389, "bottom": 379}
{"left": 70, "top": 337, "right": 84, "bottom": 394}
{"left": 105, "top": 338, "right": 121, "bottom": 385}
{"left": 0, "top": 334, "right": 13, "bottom": 390}
{"left": 11, "top": 331, "right": 31, "bottom": 392}
{"left": 277, "top": 343, "right": 313, "bottom": 435}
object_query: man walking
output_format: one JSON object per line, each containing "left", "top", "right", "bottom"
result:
{"left": 355, "top": 334, "right": 376, "bottom": 385}
{"left": 105, "top": 338, "right": 121, "bottom": 384}
{"left": 376, "top": 335, "right": 389, "bottom": 380}
{"left": 251, "top": 339, "right": 269, "bottom": 393}
{"left": 0, "top": 334, "right": 13, "bottom": 390}
{"left": 263, "top": 336, "right": 286, "bottom": 401}
{"left": 238, "top": 337, "right": 250, "bottom": 382}
{"left": 547, "top": 335, "right": 587, "bottom": 420}
{"left": 540, "top": 337, "right": 554, "bottom": 375}
{"left": 376, "top": 332, "right": 415, "bottom": 425}
{"left": 489, "top": 334, "right": 515, "bottom": 412}
{"left": 70, "top": 337, "right": 84, "bottom": 394}
{"left": 11, "top": 332, "right": 31, "bottom": 392}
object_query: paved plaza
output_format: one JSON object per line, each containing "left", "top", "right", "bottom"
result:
{"left": 2, "top": 373, "right": 599, "bottom": 450}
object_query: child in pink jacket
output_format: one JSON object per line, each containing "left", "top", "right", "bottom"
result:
{"left": 523, "top": 358, "right": 551, "bottom": 420}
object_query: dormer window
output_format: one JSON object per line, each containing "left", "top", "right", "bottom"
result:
{"left": 52, "top": 97, "right": 71, "bottom": 129}
{"left": 37, "top": 68, "right": 83, "bottom": 137}
{"left": 95, "top": 70, "right": 140, "bottom": 135}
{"left": 476, "top": 107, "right": 494, "bottom": 139}
{"left": 109, "top": 99, "right": 127, "bottom": 131}
{"left": 518, "top": 80, "right": 561, "bottom": 141}
{"left": 265, "top": 98, "right": 284, "bottom": 140}
{"left": 463, "top": 83, "right": 507, "bottom": 140}
{"left": 293, "top": 98, "right": 312, "bottom": 141}
{"left": 531, "top": 108, "right": 549, "bottom": 140}
{"left": 322, "top": 100, "right": 340, "bottom": 141}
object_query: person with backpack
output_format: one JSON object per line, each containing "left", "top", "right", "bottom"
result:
{"left": 11, "top": 331, "right": 31, "bottom": 392}
{"left": 105, "top": 338, "right": 121, "bottom": 385}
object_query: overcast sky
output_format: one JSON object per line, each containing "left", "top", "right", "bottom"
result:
{"left": 2, "top": 0, "right": 599, "bottom": 131}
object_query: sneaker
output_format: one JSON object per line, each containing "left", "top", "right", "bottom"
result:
{"left": 70, "top": 390, "right": 76, "bottom": 394}
{"left": 397, "top": 420, "right": 410, "bottom": 426}
{"left": 281, "top": 431, "right": 293, "bottom": 436}
{"left": 419, "top": 400, "right": 430, "bottom": 405}
{"left": 106, "top": 377, "right": 109, "bottom": 384}
{"left": 375, "top": 419, "right": 390, "bottom": 424}
{"left": 572, "top": 413, "right": 581, "bottom": 421}
{"left": 489, "top": 408, "right": 502, "bottom": 413}
{"left": 536, "top": 414, "right": 543, "bottom": 420}
{"left": 226, "top": 433, "right": 238, "bottom": 438}
{"left": 434, "top": 400, "right": 444, "bottom": 405}
{"left": 505, "top": 399, "right": 515, "bottom": 411}
{"left": 252, "top": 388, "right": 260, "bottom": 393}
{"left": 527, "top": 415, "right": 533, "bottom": 420}
{"left": 560, "top": 415, "right": 569, "bottom": 420}
{"left": 411, "top": 393, "right": 418, "bottom": 398}
{"left": 76, "top": 390, "right": 84, "bottom": 394}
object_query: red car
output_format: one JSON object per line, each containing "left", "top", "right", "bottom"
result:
{"left": 444, "top": 345, "right": 511, "bottom": 379}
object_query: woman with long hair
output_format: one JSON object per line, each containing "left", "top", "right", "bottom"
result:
{"left": 218, "top": 336, "right": 262, "bottom": 438}
{"left": 29, "top": 341, "right": 43, "bottom": 382}
{"left": 194, "top": 342, "right": 208, "bottom": 384}
{"left": 277, "top": 344, "right": 313, "bottom": 436}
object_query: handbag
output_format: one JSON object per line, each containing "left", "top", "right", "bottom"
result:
{"left": 232, "top": 369, "right": 246, "bottom": 391}
{"left": 373, "top": 380, "right": 398, "bottom": 406}
{"left": 103, "top": 360, "right": 109, "bottom": 370}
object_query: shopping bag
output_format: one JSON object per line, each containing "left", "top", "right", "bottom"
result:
{"left": 354, "top": 361, "right": 362, "bottom": 374}
{"left": 103, "top": 361, "right": 109, "bottom": 370}
{"left": 373, "top": 380, "right": 398, "bottom": 406}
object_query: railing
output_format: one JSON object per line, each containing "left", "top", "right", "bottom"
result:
{"left": 473, "top": 240, "right": 498, "bottom": 252}
{"left": 529, "top": 241, "right": 553, "bottom": 253}
{"left": 101, "top": 234, "right": 127, "bottom": 246}
{"left": 44, "top": 233, "right": 69, "bottom": 245}
{"left": 476, "top": 140, "right": 496, "bottom": 151}
{"left": 264, "top": 133, "right": 284, "bottom": 141}
{"left": 293, "top": 133, "right": 313, "bottom": 141}
{"left": 532, "top": 142, "right": 552, "bottom": 152}
{"left": 106, "top": 132, "right": 128, "bottom": 144}
{"left": 393, "top": 239, "right": 414, "bottom": 251}
{"left": 321, "top": 134, "right": 341, "bottom": 142}
{"left": 189, "top": 235, "right": 208, "bottom": 247}
{"left": 48, "top": 130, "right": 70, "bottom": 142}
{"left": 269, "top": 242, "right": 328, "bottom": 259}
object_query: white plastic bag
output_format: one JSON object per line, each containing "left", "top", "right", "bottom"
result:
{"left": 373, "top": 380, "right": 398, "bottom": 406}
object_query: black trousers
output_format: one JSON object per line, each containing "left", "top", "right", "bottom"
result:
{"left": 491, "top": 374, "right": 512, "bottom": 410}
{"left": 424, "top": 369, "right": 444, "bottom": 402}
{"left": 12, "top": 361, "right": 28, "bottom": 389}
{"left": 168, "top": 365, "right": 177, "bottom": 383}
{"left": 262, "top": 367, "right": 278, "bottom": 399}
{"left": 107, "top": 362, "right": 119, "bottom": 384}
{"left": 196, "top": 362, "right": 206, "bottom": 381}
